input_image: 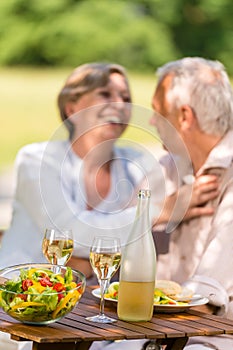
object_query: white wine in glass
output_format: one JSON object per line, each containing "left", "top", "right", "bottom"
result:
{"left": 42, "top": 228, "right": 74, "bottom": 265}
{"left": 86, "top": 236, "right": 121, "bottom": 323}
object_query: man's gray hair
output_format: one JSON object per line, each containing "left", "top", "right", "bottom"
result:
{"left": 156, "top": 57, "right": 233, "bottom": 136}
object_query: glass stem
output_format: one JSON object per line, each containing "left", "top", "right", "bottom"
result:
{"left": 52, "top": 253, "right": 57, "bottom": 265}
{"left": 99, "top": 279, "right": 108, "bottom": 317}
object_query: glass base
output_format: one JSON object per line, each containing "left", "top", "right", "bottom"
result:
{"left": 86, "top": 314, "right": 117, "bottom": 323}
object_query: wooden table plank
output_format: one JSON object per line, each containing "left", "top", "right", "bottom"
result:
{"left": 177, "top": 311, "right": 233, "bottom": 332}
{"left": 58, "top": 317, "right": 125, "bottom": 340}
{"left": 176, "top": 313, "right": 233, "bottom": 334}
{"left": 152, "top": 316, "right": 205, "bottom": 337}
{"left": 112, "top": 320, "right": 163, "bottom": 339}
{"left": 130, "top": 319, "right": 185, "bottom": 338}
{"left": 188, "top": 309, "right": 233, "bottom": 332}
{"left": 156, "top": 313, "right": 224, "bottom": 336}
{"left": 0, "top": 320, "right": 78, "bottom": 343}
{"left": 49, "top": 322, "right": 103, "bottom": 341}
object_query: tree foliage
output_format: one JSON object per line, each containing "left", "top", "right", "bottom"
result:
{"left": 0, "top": 0, "right": 232, "bottom": 73}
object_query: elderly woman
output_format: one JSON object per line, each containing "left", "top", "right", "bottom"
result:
{"left": 0, "top": 63, "right": 144, "bottom": 274}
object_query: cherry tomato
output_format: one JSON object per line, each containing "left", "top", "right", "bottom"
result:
{"left": 53, "top": 283, "right": 65, "bottom": 292}
{"left": 58, "top": 292, "right": 65, "bottom": 301}
{"left": 22, "top": 279, "right": 33, "bottom": 291}
{"left": 39, "top": 276, "right": 53, "bottom": 287}
{"left": 18, "top": 293, "right": 27, "bottom": 301}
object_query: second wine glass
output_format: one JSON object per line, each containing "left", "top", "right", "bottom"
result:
{"left": 42, "top": 228, "right": 74, "bottom": 265}
{"left": 86, "top": 236, "right": 121, "bottom": 323}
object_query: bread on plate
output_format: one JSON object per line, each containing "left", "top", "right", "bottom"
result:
{"left": 155, "top": 280, "right": 193, "bottom": 301}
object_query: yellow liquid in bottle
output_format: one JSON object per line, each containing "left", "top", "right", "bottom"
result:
{"left": 117, "top": 280, "right": 155, "bottom": 321}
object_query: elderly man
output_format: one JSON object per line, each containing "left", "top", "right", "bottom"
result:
{"left": 89, "top": 58, "right": 230, "bottom": 350}
{"left": 151, "top": 57, "right": 233, "bottom": 350}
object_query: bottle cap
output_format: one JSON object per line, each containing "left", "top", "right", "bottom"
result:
{"left": 138, "top": 189, "right": 151, "bottom": 198}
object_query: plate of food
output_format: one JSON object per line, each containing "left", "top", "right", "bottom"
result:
{"left": 92, "top": 280, "right": 209, "bottom": 313}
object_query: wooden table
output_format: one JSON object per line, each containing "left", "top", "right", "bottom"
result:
{"left": 1, "top": 287, "right": 233, "bottom": 350}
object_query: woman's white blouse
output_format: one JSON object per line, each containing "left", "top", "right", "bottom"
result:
{"left": 0, "top": 140, "right": 165, "bottom": 267}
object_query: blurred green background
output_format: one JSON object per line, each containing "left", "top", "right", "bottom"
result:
{"left": 0, "top": 0, "right": 233, "bottom": 169}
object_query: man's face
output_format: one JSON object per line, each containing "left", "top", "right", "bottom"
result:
{"left": 150, "top": 75, "right": 184, "bottom": 155}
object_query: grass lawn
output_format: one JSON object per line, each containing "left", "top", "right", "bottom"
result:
{"left": 0, "top": 67, "right": 160, "bottom": 170}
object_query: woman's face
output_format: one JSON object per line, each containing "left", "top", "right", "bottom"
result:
{"left": 67, "top": 72, "right": 131, "bottom": 142}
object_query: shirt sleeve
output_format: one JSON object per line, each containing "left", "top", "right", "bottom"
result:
{"left": 183, "top": 179, "right": 233, "bottom": 316}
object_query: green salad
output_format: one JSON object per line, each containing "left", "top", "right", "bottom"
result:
{"left": 0, "top": 267, "right": 83, "bottom": 323}
{"left": 105, "top": 282, "right": 188, "bottom": 306}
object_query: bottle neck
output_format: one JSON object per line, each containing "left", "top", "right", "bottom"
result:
{"left": 136, "top": 196, "right": 150, "bottom": 220}
{"left": 136, "top": 189, "right": 150, "bottom": 221}
{"left": 134, "top": 191, "right": 151, "bottom": 238}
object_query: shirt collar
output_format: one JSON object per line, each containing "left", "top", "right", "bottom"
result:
{"left": 196, "top": 130, "right": 233, "bottom": 176}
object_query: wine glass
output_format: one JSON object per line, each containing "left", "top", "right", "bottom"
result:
{"left": 86, "top": 236, "right": 121, "bottom": 323}
{"left": 42, "top": 228, "right": 74, "bottom": 265}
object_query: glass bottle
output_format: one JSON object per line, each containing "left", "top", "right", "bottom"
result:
{"left": 117, "top": 189, "right": 156, "bottom": 321}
